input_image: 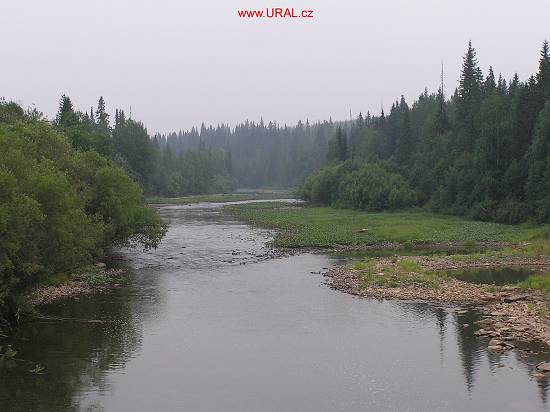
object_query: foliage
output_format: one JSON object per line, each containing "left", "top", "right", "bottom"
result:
{"left": 0, "top": 101, "right": 166, "bottom": 322}
{"left": 302, "top": 40, "right": 550, "bottom": 225}
{"left": 302, "top": 161, "right": 415, "bottom": 211}
{"left": 517, "top": 273, "right": 550, "bottom": 294}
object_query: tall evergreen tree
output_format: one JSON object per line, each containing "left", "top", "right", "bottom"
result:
{"left": 55, "top": 94, "right": 78, "bottom": 128}
{"left": 457, "top": 41, "right": 484, "bottom": 151}
{"left": 95, "top": 96, "right": 110, "bottom": 130}
{"left": 537, "top": 40, "right": 550, "bottom": 101}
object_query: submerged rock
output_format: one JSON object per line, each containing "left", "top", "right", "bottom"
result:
{"left": 535, "top": 373, "right": 549, "bottom": 381}
{"left": 536, "top": 362, "right": 550, "bottom": 373}
{"left": 487, "top": 337, "right": 514, "bottom": 352}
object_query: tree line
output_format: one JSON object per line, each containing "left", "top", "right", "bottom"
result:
{"left": 304, "top": 40, "right": 550, "bottom": 224}
{"left": 154, "top": 118, "right": 336, "bottom": 188}
{"left": 54, "top": 95, "right": 236, "bottom": 197}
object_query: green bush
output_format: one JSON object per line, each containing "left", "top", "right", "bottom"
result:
{"left": 0, "top": 102, "right": 167, "bottom": 322}
{"left": 303, "top": 161, "right": 416, "bottom": 211}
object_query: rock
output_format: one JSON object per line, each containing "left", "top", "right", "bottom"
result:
{"left": 475, "top": 318, "right": 493, "bottom": 327}
{"left": 95, "top": 262, "right": 106, "bottom": 268}
{"left": 514, "top": 326, "right": 529, "bottom": 332}
{"left": 534, "top": 373, "right": 548, "bottom": 381}
{"left": 490, "top": 311, "right": 506, "bottom": 316}
{"left": 474, "top": 329, "right": 489, "bottom": 336}
{"left": 488, "top": 338, "right": 514, "bottom": 353}
{"left": 536, "top": 362, "right": 550, "bottom": 373}
{"left": 503, "top": 294, "right": 530, "bottom": 303}
{"left": 488, "top": 345, "right": 508, "bottom": 353}
{"left": 463, "top": 324, "right": 470, "bottom": 328}
{"left": 489, "top": 338, "right": 504, "bottom": 346}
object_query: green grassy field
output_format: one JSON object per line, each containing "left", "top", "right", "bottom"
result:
{"left": 224, "top": 202, "right": 548, "bottom": 248}
{"left": 148, "top": 191, "right": 294, "bottom": 205}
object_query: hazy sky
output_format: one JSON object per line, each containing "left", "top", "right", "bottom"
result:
{"left": 2, "top": 0, "right": 549, "bottom": 134}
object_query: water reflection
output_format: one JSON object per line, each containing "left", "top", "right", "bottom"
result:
{"left": 450, "top": 267, "right": 536, "bottom": 285}
{"left": 0, "top": 201, "right": 548, "bottom": 411}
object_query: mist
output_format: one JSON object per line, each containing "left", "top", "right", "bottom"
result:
{"left": 2, "top": 0, "right": 549, "bottom": 133}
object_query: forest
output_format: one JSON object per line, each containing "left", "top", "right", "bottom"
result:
{"left": 304, "top": 41, "right": 550, "bottom": 224}
{"left": 154, "top": 118, "right": 335, "bottom": 188}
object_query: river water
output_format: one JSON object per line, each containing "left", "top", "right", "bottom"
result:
{"left": 1, "top": 201, "right": 549, "bottom": 411}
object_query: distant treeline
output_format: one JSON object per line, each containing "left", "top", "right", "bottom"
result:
{"left": 304, "top": 41, "right": 550, "bottom": 224}
{"left": 154, "top": 119, "right": 336, "bottom": 188}
{"left": 0, "top": 100, "right": 167, "bottom": 323}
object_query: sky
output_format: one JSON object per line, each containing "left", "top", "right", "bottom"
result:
{"left": 2, "top": 0, "right": 549, "bottom": 134}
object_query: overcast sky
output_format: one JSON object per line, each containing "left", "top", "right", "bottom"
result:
{"left": 2, "top": 0, "right": 549, "bottom": 134}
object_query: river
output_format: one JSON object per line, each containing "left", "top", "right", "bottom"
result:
{"left": 1, "top": 201, "right": 548, "bottom": 411}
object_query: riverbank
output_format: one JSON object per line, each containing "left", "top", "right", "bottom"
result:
{"left": 148, "top": 191, "right": 294, "bottom": 205}
{"left": 323, "top": 254, "right": 550, "bottom": 352}
{"left": 29, "top": 263, "right": 126, "bottom": 306}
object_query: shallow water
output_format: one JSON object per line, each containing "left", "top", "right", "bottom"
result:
{"left": 450, "top": 267, "right": 536, "bottom": 286}
{"left": 1, "top": 202, "right": 549, "bottom": 411}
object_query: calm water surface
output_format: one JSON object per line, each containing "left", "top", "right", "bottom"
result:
{"left": 1, "top": 201, "right": 549, "bottom": 411}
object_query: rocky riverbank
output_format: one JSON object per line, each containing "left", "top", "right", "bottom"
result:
{"left": 323, "top": 254, "right": 550, "bottom": 354}
{"left": 29, "top": 263, "right": 126, "bottom": 305}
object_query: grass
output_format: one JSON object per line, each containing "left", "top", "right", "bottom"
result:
{"left": 225, "top": 202, "right": 547, "bottom": 249}
{"left": 44, "top": 273, "right": 69, "bottom": 286}
{"left": 355, "top": 258, "right": 447, "bottom": 289}
{"left": 518, "top": 273, "right": 550, "bottom": 294}
{"left": 148, "top": 191, "right": 294, "bottom": 205}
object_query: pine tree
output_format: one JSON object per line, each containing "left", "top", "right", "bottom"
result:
{"left": 484, "top": 66, "right": 496, "bottom": 95}
{"left": 337, "top": 127, "right": 348, "bottom": 161}
{"left": 509, "top": 74, "right": 520, "bottom": 95}
{"left": 55, "top": 94, "right": 78, "bottom": 127}
{"left": 95, "top": 96, "right": 110, "bottom": 130}
{"left": 537, "top": 40, "right": 550, "bottom": 101}
{"left": 395, "top": 96, "right": 413, "bottom": 164}
{"left": 457, "top": 41, "right": 484, "bottom": 151}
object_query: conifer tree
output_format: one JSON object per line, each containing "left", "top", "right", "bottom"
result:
{"left": 55, "top": 94, "right": 78, "bottom": 127}
{"left": 537, "top": 40, "right": 550, "bottom": 101}
{"left": 484, "top": 66, "right": 496, "bottom": 95}
{"left": 457, "top": 41, "right": 484, "bottom": 151}
{"left": 95, "top": 96, "right": 110, "bottom": 130}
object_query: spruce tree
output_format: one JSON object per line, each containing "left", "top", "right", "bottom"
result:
{"left": 484, "top": 66, "right": 496, "bottom": 95}
{"left": 537, "top": 40, "right": 550, "bottom": 101}
{"left": 95, "top": 96, "right": 110, "bottom": 130}
{"left": 55, "top": 94, "right": 78, "bottom": 127}
{"left": 457, "top": 41, "right": 484, "bottom": 151}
